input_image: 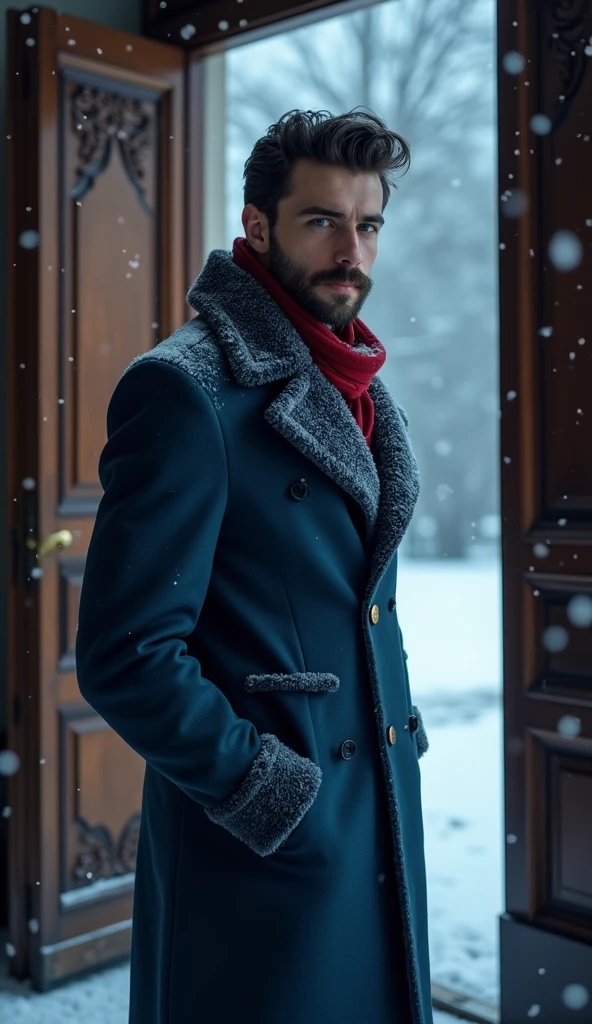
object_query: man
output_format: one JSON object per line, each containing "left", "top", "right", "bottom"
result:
{"left": 76, "top": 107, "right": 433, "bottom": 1024}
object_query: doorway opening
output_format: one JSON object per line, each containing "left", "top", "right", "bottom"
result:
{"left": 202, "top": 0, "right": 501, "bottom": 1012}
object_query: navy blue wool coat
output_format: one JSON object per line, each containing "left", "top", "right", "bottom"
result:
{"left": 75, "top": 248, "right": 433, "bottom": 1024}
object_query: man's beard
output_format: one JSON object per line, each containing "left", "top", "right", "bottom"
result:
{"left": 266, "top": 230, "right": 373, "bottom": 331}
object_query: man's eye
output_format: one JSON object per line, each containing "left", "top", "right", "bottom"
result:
{"left": 310, "top": 219, "right": 377, "bottom": 233}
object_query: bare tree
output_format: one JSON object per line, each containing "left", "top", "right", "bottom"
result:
{"left": 227, "top": 0, "right": 492, "bottom": 167}
{"left": 226, "top": 0, "right": 499, "bottom": 560}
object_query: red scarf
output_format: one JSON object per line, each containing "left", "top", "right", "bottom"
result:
{"left": 232, "top": 237, "right": 386, "bottom": 452}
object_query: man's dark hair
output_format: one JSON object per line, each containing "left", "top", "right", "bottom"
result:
{"left": 242, "top": 107, "right": 411, "bottom": 229}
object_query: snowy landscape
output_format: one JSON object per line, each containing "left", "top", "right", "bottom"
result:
{"left": 1, "top": 559, "right": 503, "bottom": 1022}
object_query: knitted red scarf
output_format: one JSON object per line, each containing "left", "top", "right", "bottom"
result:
{"left": 232, "top": 237, "right": 386, "bottom": 452}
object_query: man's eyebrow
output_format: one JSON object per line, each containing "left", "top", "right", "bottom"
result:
{"left": 297, "top": 205, "right": 385, "bottom": 226}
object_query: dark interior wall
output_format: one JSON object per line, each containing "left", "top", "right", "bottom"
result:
{"left": 0, "top": 0, "right": 143, "bottom": 735}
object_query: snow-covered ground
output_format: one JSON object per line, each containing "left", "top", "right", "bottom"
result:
{"left": 399, "top": 557, "right": 503, "bottom": 1007}
{"left": 0, "top": 558, "right": 503, "bottom": 1022}
{"left": 396, "top": 554, "right": 502, "bottom": 696}
{"left": 422, "top": 701, "right": 502, "bottom": 1005}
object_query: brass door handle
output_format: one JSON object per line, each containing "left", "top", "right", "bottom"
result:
{"left": 33, "top": 530, "right": 74, "bottom": 559}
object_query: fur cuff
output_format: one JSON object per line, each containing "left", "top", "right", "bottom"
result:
{"left": 204, "top": 733, "right": 322, "bottom": 857}
{"left": 412, "top": 705, "right": 429, "bottom": 758}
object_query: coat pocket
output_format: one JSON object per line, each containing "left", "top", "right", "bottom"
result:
{"left": 244, "top": 672, "right": 340, "bottom": 762}
{"left": 244, "top": 672, "right": 340, "bottom": 857}
{"left": 244, "top": 672, "right": 340, "bottom": 693}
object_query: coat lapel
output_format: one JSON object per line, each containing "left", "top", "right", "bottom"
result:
{"left": 186, "top": 249, "right": 420, "bottom": 600}
{"left": 366, "top": 374, "right": 421, "bottom": 598}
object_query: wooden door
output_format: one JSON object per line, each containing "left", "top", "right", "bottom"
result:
{"left": 497, "top": 1, "right": 592, "bottom": 1020}
{"left": 6, "top": 5, "right": 186, "bottom": 989}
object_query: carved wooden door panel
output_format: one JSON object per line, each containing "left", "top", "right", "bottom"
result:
{"left": 6, "top": 6, "right": 185, "bottom": 988}
{"left": 497, "top": 1, "right": 592, "bottom": 1020}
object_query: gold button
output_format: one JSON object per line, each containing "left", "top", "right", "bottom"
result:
{"left": 370, "top": 604, "right": 380, "bottom": 624}
{"left": 387, "top": 725, "right": 397, "bottom": 745}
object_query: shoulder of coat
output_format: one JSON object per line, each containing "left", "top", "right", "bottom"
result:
{"left": 396, "top": 402, "right": 409, "bottom": 429}
{"left": 120, "top": 317, "right": 231, "bottom": 410}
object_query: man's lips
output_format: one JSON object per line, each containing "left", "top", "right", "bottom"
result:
{"left": 323, "top": 282, "right": 359, "bottom": 292}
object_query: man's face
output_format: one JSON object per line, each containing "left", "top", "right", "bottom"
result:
{"left": 241, "top": 158, "right": 383, "bottom": 330}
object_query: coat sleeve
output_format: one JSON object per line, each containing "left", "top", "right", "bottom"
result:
{"left": 75, "top": 358, "right": 322, "bottom": 857}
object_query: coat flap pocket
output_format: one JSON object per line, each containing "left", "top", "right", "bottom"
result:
{"left": 245, "top": 672, "right": 340, "bottom": 693}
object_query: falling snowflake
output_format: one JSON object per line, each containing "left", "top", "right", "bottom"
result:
{"left": 0, "top": 750, "right": 20, "bottom": 776}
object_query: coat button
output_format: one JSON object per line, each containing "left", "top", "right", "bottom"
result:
{"left": 369, "top": 604, "right": 380, "bottom": 624}
{"left": 386, "top": 725, "right": 397, "bottom": 745}
{"left": 289, "top": 478, "right": 311, "bottom": 501}
{"left": 340, "top": 739, "right": 357, "bottom": 760}
{"left": 388, "top": 596, "right": 396, "bottom": 612}
{"left": 409, "top": 715, "right": 418, "bottom": 733}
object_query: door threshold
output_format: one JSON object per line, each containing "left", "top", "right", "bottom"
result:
{"left": 432, "top": 982, "right": 499, "bottom": 1024}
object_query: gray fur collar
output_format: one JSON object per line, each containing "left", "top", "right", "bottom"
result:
{"left": 129, "top": 248, "right": 420, "bottom": 603}
{"left": 187, "top": 248, "right": 420, "bottom": 600}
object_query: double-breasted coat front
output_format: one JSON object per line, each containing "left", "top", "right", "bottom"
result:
{"left": 75, "top": 247, "right": 433, "bottom": 1024}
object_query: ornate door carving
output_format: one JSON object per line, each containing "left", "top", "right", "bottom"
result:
{"left": 6, "top": 5, "right": 186, "bottom": 988}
